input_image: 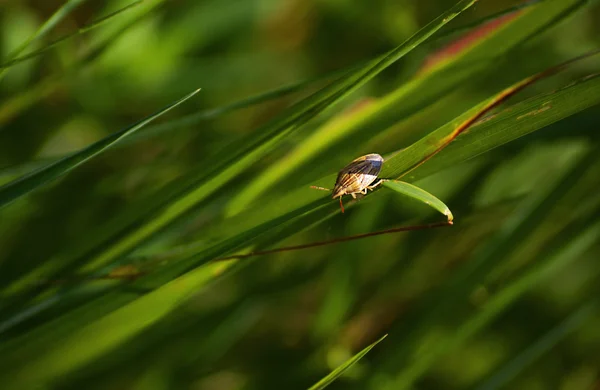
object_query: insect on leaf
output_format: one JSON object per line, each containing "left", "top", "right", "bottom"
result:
{"left": 383, "top": 181, "right": 453, "bottom": 222}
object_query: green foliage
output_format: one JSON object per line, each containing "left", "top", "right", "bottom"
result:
{"left": 0, "top": 0, "right": 599, "bottom": 389}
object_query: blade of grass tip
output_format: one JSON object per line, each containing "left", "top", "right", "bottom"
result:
{"left": 0, "top": 88, "right": 201, "bottom": 209}
{"left": 382, "top": 181, "right": 454, "bottom": 222}
{"left": 0, "top": 1, "right": 143, "bottom": 70}
{"left": 475, "top": 299, "right": 599, "bottom": 390}
{"left": 0, "top": 0, "right": 89, "bottom": 82}
{"left": 308, "top": 335, "right": 387, "bottom": 390}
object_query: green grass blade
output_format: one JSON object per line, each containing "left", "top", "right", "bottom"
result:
{"left": 60, "top": 0, "right": 479, "bottom": 273}
{"left": 0, "top": 260, "right": 238, "bottom": 389}
{"left": 0, "top": 0, "right": 88, "bottom": 82}
{"left": 214, "top": 65, "right": 600, "bottom": 244}
{"left": 0, "top": 1, "right": 143, "bottom": 70}
{"left": 382, "top": 181, "right": 453, "bottom": 222}
{"left": 225, "top": 0, "right": 587, "bottom": 215}
{"left": 0, "top": 89, "right": 200, "bottom": 209}
{"left": 308, "top": 334, "right": 387, "bottom": 390}
{"left": 406, "top": 74, "right": 600, "bottom": 181}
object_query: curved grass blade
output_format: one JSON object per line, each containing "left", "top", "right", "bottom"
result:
{"left": 382, "top": 181, "right": 453, "bottom": 222}
{"left": 308, "top": 334, "right": 387, "bottom": 390}
{"left": 0, "top": 1, "right": 143, "bottom": 71}
{"left": 0, "top": 88, "right": 201, "bottom": 209}
{"left": 0, "top": 0, "right": 88, "bottom": 82}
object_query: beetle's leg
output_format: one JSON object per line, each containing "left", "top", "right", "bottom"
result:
{"left": 361, "top": 188, "right": 368, "bottom": 195}
{"left": 310, "top": 185, "right": 331, "bottom": 192}
{"left": 339, "top": 196, "right": 345, "bottom": 213}
{"left": 351, "top": 193, "right": 357, "bottom": 199}
{"left": 366, "top": 179, "right": 384, "bottom": 191}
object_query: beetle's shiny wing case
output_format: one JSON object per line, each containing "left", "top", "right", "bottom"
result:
{"left": 332, "top": 154, "right": 383, "bottom": 199}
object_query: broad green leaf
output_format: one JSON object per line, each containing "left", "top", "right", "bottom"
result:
{"left": 225, "top": 0, "right": 588, "bottom": 215}
{"left": 308, "top": 334, "right": 387, "bottom": 390}
{"left": 0, "top": 88, "right": 201, "bottom": 209}
{"left": 0, "top": 1, "right": 143, "bottom": 70}
{"left": 382, "top": 181, "right": 453, "bottom": 222}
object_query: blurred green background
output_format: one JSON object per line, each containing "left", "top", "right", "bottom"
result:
{"left": 1, "top": 0, "right": 600, "bottom": 389}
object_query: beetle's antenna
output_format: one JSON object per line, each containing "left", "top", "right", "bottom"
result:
{"left": 310, "top": 185, "right": 331, "bottom": 192}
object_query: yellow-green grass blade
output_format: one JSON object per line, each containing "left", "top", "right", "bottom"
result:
{"left": 0, "top": 88, "right": 201, "bottom": 209}
{"left": 308, "top": 335, "right": 387, "bottom": 390}
{"left": 225, "top": 0, "right": 588, "bottom": 215}
{"left": 383, "top": 181, "right": 453, "bottom": 222}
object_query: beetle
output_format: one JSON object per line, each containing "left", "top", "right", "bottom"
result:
{"left": 311, "top": 153, "right": 385, "bottom": 213}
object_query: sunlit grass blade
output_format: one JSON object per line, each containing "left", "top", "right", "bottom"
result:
{"left": 0, "top": 1, "right": 143, "bottom": 70}
{"left": 308, "top": 334, "right": 387, "bottom": 390}
{"left": 0, "top": 88, "right": 201, "bottom": 209}
{"left": 382, "top": 181, "right": 453, "bottom": 222}
{"left": 0, "top": 0, "right": 88, "bottom": 82}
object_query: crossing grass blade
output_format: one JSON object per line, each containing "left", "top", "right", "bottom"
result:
{"left": 212, "top": 57, "right": 600, "bottom": 242}
{"left": 225, "top": 0, "right": 588, "bottom": 215}
{"left": 308, "top": 335, "right": 387, "bottom": 390}
{"left": 6, "top": 0, "right": 477, "bottom": 281}
{"left": 0, "top": 0, "right": 88, "bottom": 81}
{"left": 382, "top": 181, "right": 453, "bottom": 222}
{"left": 0, "top": 88, "right": 201, "bottom": 209}
{"left": 0, "top": 1, "right": 143, "bottom": 71}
